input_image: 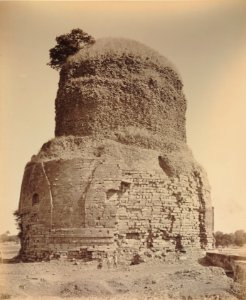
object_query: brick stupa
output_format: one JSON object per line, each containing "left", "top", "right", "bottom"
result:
{"left": 18, "top": 38, "right": 214, "bottom": 262}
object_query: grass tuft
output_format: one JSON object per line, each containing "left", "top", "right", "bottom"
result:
{"left": 67, "top": 37, "right": 179, "bottom": 75}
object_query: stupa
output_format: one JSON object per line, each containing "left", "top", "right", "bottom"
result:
{"left": 18, "top": 38, "right": 214, "bottom": 262}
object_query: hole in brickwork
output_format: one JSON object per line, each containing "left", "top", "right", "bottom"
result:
{"left": 130, "top": 253, "right": 144, "bottom": 265}
{"left": 175, "top": 234, "right": 183, "bottom": 251}
{"left": 32, "top": 193, "right": 39, "bottom": 206}
{"left": 168, "top": 214, "right": 176, "bottom": 233}
{"left": 148, "top": 77, "right": 157, "bottom": 88}
{"left": 121, "top": 181, "right": 131, "bottom": 193}
{"left": 106, "top": 189, "right": 118, "bottom": 200}
{"left": 158, "top": 156, "right": 174, "bottom": 177}
{"left": 146, "top": 229, "right": 154, "bottom": 248}
{"left": 126, "top": 232, "right": 140, "bottom": 240}
{"left": 94, "top": 145, "right": 105, "bottom": 157}
{"left": 161, "top": 230, "right": 170, "bottom": 241}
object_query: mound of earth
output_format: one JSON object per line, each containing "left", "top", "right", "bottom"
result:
{"left": 0, "top": 258, "right": 240, "bottom": 300}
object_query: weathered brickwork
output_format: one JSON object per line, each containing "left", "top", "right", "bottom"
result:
{"left": 18, "top": 38, "right": 214, "bottom": 262}
{"left": 19, "top": 138, "right": 213, "bottom": 261}
{"left": 55, "top": 38, "right": 186, "bottom": 145}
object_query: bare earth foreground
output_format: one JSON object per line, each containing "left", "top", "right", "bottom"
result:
{"left": 0, "top": 243, "right": 241, "bottom": 300}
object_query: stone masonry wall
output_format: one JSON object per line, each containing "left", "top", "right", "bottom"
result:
{"left": 19, "top": 138, "right": 213, "bottom": 262}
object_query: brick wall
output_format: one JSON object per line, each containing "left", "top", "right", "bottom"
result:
{"left": 18, "top": 139, "right": 213, "bottom": 261}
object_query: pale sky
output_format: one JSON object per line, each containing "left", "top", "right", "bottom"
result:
{"left": 0, "top": 1, "right": 246, "bottom": 234}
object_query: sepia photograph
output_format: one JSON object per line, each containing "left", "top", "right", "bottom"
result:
{"left": 0, "top": 1, "right": 246, "bottom": 299}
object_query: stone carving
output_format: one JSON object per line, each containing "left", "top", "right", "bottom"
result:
{"left": 18, "top": 38, "right": 213, "bottom": 262}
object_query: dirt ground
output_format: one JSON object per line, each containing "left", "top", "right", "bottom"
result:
{"left": 0, "top": 243, "right": 243, "bottom": 300}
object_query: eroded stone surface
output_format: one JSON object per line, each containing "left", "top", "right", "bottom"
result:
{"left": 55, "top": 38, "right": 186, "bottom": 144}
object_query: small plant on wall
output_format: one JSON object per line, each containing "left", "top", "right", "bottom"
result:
{"left": 48, "top": 28, "right": 95, "bottom": 70}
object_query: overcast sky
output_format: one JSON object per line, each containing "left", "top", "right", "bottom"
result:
{"left": 0, "top": 1, "right": 246, "bottom": 234}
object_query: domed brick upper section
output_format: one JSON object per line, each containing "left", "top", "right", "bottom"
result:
{"left": 55, "top": 38, "right": 186, "bottom": 144}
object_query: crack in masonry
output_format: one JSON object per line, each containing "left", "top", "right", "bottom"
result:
{"left": 19, "top": 164, "right": 37, "bottom": 211}
{"left": 80, "top": 159, "right": 104, "bottom": 227}
{"left": 194, "top": 170, "right": 208, "bottom": 249}
{"left": 41, "top": 162, "right": 54, "bottom": 229}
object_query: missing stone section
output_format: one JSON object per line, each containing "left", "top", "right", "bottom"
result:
{"left": 106, "top": 181, "right": 131, "bottom": 201}
{"left": 106, "top": 189, "right": 119, "bottom": 200}
{"left": 120, "top": 181, "right": 131, "bottom": 193}
{"left": 146, "top": 229, "right": 154, "bottom": 249}
{"left": 158, "top": 156, "right": 174, "bottom": 177}
{"left": 32, "top": 193, "right": 39, "bottom": 206}
{"left": 194, "top": 170, "right": 208, "bottom": 249}
{"left": 161, "top": 230, "right": 170, "bottom": 241}
{"left": 126, "top": 232, "right": 140, "bottom": 240}
{"left": 41, "top": 162, "right": 54, "bottom": 228}
{"left": 175, "top": 234, "right": 185, "bottom": 253}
